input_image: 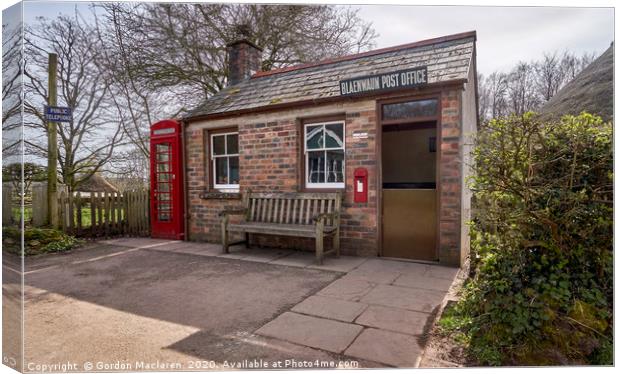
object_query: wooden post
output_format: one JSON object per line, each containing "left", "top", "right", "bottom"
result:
{"left": 90, "top": 192, "right": 96, "bottom": 236}
{"left": 76, "top": 193, "right": 82, "bottom": 234}
{"left": 47, "top": 53, "right": 59, "bottom": 227}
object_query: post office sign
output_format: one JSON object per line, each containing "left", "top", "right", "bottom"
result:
{"left": 339, "top": 66, "right": 428, "bottom": 96}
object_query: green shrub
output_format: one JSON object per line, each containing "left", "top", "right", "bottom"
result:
{"left": 443, "top": 112, "right": 612, "bottom": 365}
{"left": 2, "top": 226, "right": 81, "bottom": 255}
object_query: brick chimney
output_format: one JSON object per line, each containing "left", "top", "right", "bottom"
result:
{"left": 226, "top": 25, "right": 263, "bottom": 86}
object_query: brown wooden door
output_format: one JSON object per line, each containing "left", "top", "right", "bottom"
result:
{"left": 381, "top": 123, "right": 438, "bottom": 261}
{"left": 382, "top": 189, "right": 437, "bottom": 260}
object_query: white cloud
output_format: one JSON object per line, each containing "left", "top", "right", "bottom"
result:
{"left": 357, "top": 5, "right": 614, "bottom": 74}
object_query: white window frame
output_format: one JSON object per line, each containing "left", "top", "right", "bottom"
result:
{"left": 304, "top": 121, "right": 346, "bottom": 189}
{"left": 211, "top": 131, "right": 239, "bottom": 192}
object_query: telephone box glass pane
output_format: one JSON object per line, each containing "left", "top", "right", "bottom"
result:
{"left": 213, "top": 135, "right": 225, "bottom": 155}
{"left": 158, "top": 173, "right": 170, "bottom": 182}
{"left": 215, "top": 157, "right": 228, "bottom": 185}
{"left": 306, "top": 125, "right": 323, "bottom": 149}
{"left": 157, "top": 163, "right": 169, "bottom": 172}
{"left": 326, "top": 150, "right": 345, "bottom": 183}
{"left": 307, "top": 151, "right": 325, "bottom": 183}
{"left": 158, "top": 182, "right": 170, "bottom": 192}
{"left": 227, "top": 134, "right": 238, "bottom": 154}
{"left": 325, "top": 123, "right": 344, "bottom": 148}
{"left": 156, "top": 144, "right": 170, "bottom": 153}
{"left": 382, "top": 99, "right": 438, "bottom": 121}
{"left": 157, "top": 152, "right": 170, "bottom": 162}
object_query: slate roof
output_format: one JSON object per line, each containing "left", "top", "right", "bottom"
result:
{"left": 185, "top": 31, "right": 476, "bottom": 120}
{"left": 540, "top": 43, "right": 613, "bottom": 122}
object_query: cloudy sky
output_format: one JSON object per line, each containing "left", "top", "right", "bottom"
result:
{"left": 358, "top": 5, "right": 614, "bottom": 74}
{"left": 5, "top": 0, "right": 616, "bottom": 75}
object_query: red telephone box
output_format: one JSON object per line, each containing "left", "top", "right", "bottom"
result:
{"left": 150, "top": 119, "right": 184, "bottom": 240}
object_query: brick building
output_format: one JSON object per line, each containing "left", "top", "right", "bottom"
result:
{"left": 181, "top": 31, "right": 478, "bottom": 267}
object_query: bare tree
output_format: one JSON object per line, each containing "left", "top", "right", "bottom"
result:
{"left": 478, "top": 71, "right": 509, "bottom": 121}
{"left": 478, "top": 49, "right": 602, "bottom": 122}
{"left": 506, "top": 62, "right": 540, "bottom": 116}
{"left": 92, "top": 4, "right": 182, "bottom": 162}
{"left": 23, "top": 14, "right": 123, "bottom": 192}
{"left": 97, "top": 3, "right": 378, "bottom": 101}
{"left": 87, "top": 2, "right": 377, "bottom": 180}
{"left": 560, "top": 50, "right": 597, "bottom": 82}
{"left": 535, "top": 52, "right": 566, "bottom": 102}
{"left": 2, "top": 22, "right": 23, "bottom": 161}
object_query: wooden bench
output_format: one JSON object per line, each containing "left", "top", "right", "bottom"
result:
{"left": 219, "top": 191, "right": 342, "bottom": 265}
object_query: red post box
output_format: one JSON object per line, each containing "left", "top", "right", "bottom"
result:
{"left": 150, "top": 119, "right": 184, "bottom": 240}
{"left": 353, "top": 167, "right": 368, "bottom": 203}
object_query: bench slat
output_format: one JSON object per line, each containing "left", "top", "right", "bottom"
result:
{"left": 250, "top": 192, "right": 340, "bottom": 200}
{"left": 272, "top": 198, "right": 279, "bottom": 223}
{"left": 292, "top": 199, "right": 298, "bottom": 224}
{"left": 228, "top": 222, "right": 337, "bottom": 238}
{"left": 250, "top": 198, "right": 256, "bottom": 221}
{"left": 279, "top": 198, "right": 285, "bottom": 223}
{"left": 327, "top": 199, "right": 333, "bottom": 226}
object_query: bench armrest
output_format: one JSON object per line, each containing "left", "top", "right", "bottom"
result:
{"left": 312, "top": 212, "right": 339, "bottom": 223}
{"left": 218, "top": 208, "right": 248, "bottom": 217}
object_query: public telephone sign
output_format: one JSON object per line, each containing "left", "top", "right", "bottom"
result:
{"left": 339, "top": 66, "right": 428, "bottom": 96}
{"left": 44, "top": 106, "right": 72, "bottom": 122}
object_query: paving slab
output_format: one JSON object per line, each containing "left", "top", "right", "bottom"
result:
{"left": 175, "top": 244, "right": 222, "bottom": 257}
{"left": 344, "top": 328, "right": 423, "bottom": 367}
{"left": 255, "top": 312, "right": 363, "bottom": 353}
{"left": 426, "top": 265, "right": 459, "bottom": 280}
{"left": 355, "top": 258, "right": 427, "bottom": 274}
{"left": 307, "top": 256, "right": 369, "bottom": 273}
{"left": 355, "top": 305, "right": 430, "bottom": 336}
{"left": 317, "top": 276, "right": 376, "bottom": 301}
{"left": 292, "top": 295, "right": 368, "bottom": 322}
{"left": 345, "top": 268, "right": 401, "bottom": 285}
{"left": 269, "top": 252, "right": 316, "bottom": 268}
{"left": 359, "top": 284, "right": 445, "bottom": 313}
{"left": 149, "top": 243, "right": 222, "bottom": 257}
{"left": 100, "top": 238, "right": 176, "bottom": 248}
{"left": 231, "top": 248, "right": 293, "bottom": 263}
{"left": 393, "top": 271, "right": 454, "bottom": 292}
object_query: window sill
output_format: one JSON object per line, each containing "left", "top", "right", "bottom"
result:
{"left": 200, "top": 191, "right": 241, "bottom": 200}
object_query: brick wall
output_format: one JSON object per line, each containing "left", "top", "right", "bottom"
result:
{"left": 438, "top": 89, "right": 463, "bottom": 265}
{"left": 185, "top": 100, "right": 379, "bottom": 256}
{"left": 185, "top": 90, "right": 467, "bottom": 264}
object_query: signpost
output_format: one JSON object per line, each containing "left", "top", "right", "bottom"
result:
{"left": 47, "top": 53, "right": 59, "bottom": 227}
{"left": 339, "top": 66, "right": 428, "bottom": 96}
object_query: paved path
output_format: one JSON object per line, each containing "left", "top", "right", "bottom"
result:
{"left": 16, "top": 238, "right": 458, "bottom": 369}
{"left": 113, "top": 238, "right": 459, "bottom": 367}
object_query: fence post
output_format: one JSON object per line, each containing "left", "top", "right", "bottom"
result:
{"left": 90, "top": 192, "right": 95, "bottom": 236}
{"left": 76, "top": 193, "right": 82, "bottom": 235}
{"left": 32, "top": 183, "right": 48, "bottom": 226}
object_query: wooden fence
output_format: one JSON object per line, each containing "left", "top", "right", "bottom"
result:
{"left": 58, "top": 189, "right": 150, "bottom": 237}
{"left": 2, "top": 182, "right": 150, "bottom": 237}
